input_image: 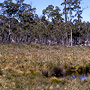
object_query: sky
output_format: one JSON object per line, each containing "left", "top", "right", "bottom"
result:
{"left": 0, "top": 0, "right": 90, "bottom": 22}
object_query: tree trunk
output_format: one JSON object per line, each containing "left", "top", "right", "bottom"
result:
{"left": 64, "top": 0, "right": 68, "bottom": 45}
{"left": 8, "top": 19, "right": 11, "bottom": 43}
{"left": 70, "top": 4, "right": 73, "bottom": 47}
{"left": 70, "top": 24, "right": 73, "bottom": 47}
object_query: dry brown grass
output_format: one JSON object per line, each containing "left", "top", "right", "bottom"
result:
{"left": 0, "top": 43, "right": 90, "bottom": 89}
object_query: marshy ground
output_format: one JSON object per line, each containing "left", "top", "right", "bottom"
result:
{"left": 0, "top": 43, "right": 90, "bottom": 90}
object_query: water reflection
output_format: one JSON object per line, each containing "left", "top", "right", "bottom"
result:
{"left": 71, "top": 75, "right": 75, "bottom": 79}
{"left": 80, "top": 75, "right": 87, "bottom": 80}
{"left": 71, "top": 75, "right": 87, "bottom": 80}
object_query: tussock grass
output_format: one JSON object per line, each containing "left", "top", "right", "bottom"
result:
{"left": 0, "top": 43, "right": 90, "bottom": 89}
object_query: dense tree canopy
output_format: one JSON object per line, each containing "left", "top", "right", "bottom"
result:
{"left": 0, "top": 0, "right": 90, "bottom": 46}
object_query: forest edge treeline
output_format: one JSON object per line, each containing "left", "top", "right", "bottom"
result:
{"left": 0, "top": 0, "right": 90, "bottom": 46}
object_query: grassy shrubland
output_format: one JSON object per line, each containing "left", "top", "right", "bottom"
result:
{"left": 0, "top": 43, "right": 90, "bottom": 90}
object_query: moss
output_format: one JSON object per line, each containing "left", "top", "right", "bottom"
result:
{"left": 50, "top": 77, "right": 66, "bottom": 84}
{"left": 77, "top": 66, "right": 83, "bottom": 74}
{"left": 76, "top": 64, "right": 90, "bottom": 74}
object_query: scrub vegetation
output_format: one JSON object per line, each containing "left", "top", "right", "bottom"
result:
{"left": 0, "top": 43, "right": 90, "bottom": 90}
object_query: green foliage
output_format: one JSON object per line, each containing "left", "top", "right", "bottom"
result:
{"left": 50, "top": 77, "right": 66, "bottom": 84}
{"left": 0, "top": 0, "right": 89, "bottom": 46}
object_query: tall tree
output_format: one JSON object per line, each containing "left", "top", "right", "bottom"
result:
{"left": 64, "top": 0, "right": 82, "bottom": 46}
{"left": 61, "top": 0, "right": 68, "bottom": 45}
{"left": 0, "top": 0, "right": 19, "bottom": 42}
{"left": 74, "top": 0, "right": 82, "bottom": 22}
{"left": 19, "top": 3, "right": 36, "bottom": 44}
